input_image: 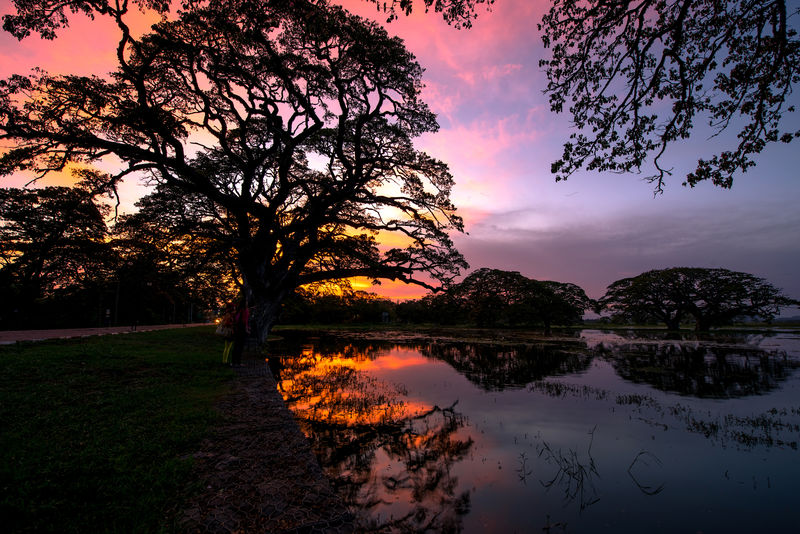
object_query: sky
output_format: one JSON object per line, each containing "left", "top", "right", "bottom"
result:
{"left": 1, "top": 0, "right": 799, "bottom": 307}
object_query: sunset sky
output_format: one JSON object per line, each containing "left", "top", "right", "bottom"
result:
{"left": 1, "top": 0, "right": 799, "bottom": 306}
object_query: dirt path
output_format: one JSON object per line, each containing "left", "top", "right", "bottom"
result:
{"left": 178, "top": 358, "right": 353, "bottom": 534}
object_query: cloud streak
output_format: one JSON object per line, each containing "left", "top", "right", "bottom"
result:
{"left": 457, "top": 203, "right": 800, "bottom": 300}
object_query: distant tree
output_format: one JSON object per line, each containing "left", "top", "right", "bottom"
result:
{"left": 0, "top": 184, "right": 111, "bottom": 327}
{"left": 279, "top": 285, "right": 395, "bottom": 324}
{"left": 403, "top": 290, "right": 466, "bottom": 324}
{"left": 112, "top": 186, "right": 240, "bottom": 312}
{"left": 435, "top": 268, "right": 593, "bottom": 331}
{"left": 539, "top": 0, "right": 800, "bottom": 192}
{"left": 599, "top": 267, "right": 799, "bottom": 330}
{"left": 448, "top": 268, "right": 529, "bottom": 326}
{"left": 0, "top": 0, "right": 466, "bottom": 342}
{"left": 517, "top": 280, "right": 594, "bottom": 335}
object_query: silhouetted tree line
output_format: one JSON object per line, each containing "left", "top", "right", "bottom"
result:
{"left": 3, "top": 186, "right": 795, "bottom": 332}
{"left": 279, "top": 268, "right": 594, "bottom": 333}
{"left": 279, "top": 266, "right": 798, "bottom": 332}
{"left": 0, "top": 184, "right": 235, "bottom": 329}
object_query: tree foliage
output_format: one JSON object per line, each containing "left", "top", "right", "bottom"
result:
{"left": 448, "top": 268, "right": 530, "bottom": 326}
{"left": 0, "top": 182, "right": 225, "bottom": 328}
{"left": 0, "top": 184, "right": 110, "bottom": 323}
{"left": 598, "top": 267, "right": 799, "bottom": 330}
{"left": 0, "top": 0, "right": 467, "bottom": 341}
{"left": 113, "top": 186, "right": 239, "bottom": 307}
{"left": 433, "top": 268, "right": 593, "bottom": 331}
{"left": 539, "top": 0, "right": 800, "bottom": 191}
{"left": 361, "top": 0, "right": 494, "bottom": 28}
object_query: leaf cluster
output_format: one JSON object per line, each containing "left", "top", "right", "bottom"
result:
{"left": 540, "top": 0, "right": 800, "bottom": 191}
{"left": 363, "top": 0, "right": 494, "bottom": 28}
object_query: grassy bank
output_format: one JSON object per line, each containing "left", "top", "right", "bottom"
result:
{"left": 0, "top": 327, "right": 231, "bottom": 533}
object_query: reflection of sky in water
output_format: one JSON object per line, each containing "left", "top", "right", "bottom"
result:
{"left": 271, "top": 331, "right": 800, "bottom": 533}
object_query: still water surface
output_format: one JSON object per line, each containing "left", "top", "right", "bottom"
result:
{"left": 268, "top": 329, "right": 800, "bottom": 533}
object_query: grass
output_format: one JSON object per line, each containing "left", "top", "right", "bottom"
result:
{"left": 0, "top": 326, "right": 232, "bottom": 533}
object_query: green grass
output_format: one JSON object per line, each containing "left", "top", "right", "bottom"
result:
{"left": 0, "top": 327, "right": 232, "bottom": 533}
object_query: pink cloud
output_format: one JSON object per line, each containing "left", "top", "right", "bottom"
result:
{"left": 483, "top": 63, "right": 523, "bottom": 80}
{"left": 0, "top": 1, "right": 159, "bottom": 78}
{"left": 417, "top": 110, "right": 547, "bottom": 214}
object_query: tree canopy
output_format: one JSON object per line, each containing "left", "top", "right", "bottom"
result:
{"left": 423, "top": 268, "right": 594, "bottom": 331}
{"left": 0, "top": 185, "right": 110, "bottom": 318}
{"left": 0, "top": 0, "right": 467, "bottom": 341}
{"left": 539, "top": 0, "right": 800, "bottom": 191}
{"left": 598, "top": 267, "right": 799, "bottom": 330}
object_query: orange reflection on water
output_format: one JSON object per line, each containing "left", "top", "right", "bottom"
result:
{"left": 276, "top": 341, "right": 477, "bottom": 531}
{"left": 276, "top": 344, "right": 434, "bottom": 427}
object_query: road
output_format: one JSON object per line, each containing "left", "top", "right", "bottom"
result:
{"left": 0, "top": 323, "right": 211, "bottom": 344}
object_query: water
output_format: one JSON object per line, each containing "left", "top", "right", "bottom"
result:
{"left": 268, "top": 329, "right": 800, "bottom": 533}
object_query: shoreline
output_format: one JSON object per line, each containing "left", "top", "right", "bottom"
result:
{"left": 178, "top": 356, "right": 353, "bottom": 533}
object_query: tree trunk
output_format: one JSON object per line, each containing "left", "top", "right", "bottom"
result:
{"left": 249, "top": 296, "right": 284, "bottom": 346}
{"left": 543, "top": 319, "right": 552, "bottom": 336}
{"left": 691, "top": 310, "right": 712, "bottom": 331}
{"left": 694, "top": 318, "right": 711, "bottom": 332}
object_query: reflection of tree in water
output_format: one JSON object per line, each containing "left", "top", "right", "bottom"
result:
{"left": 536, "top": 427, "right": 602, "bottom": 511}
{"left": 423, "top": 342, "right": 593, "bottom": 390}
{"left": 272, "top": 345, "right": 474, "bottom": 533}
{"left": 601, "top": 343, "right": 798, "bottom": 398}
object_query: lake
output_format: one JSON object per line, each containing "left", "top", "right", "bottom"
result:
{"left": 267, "top": 329, "right": 800, "bottom": 533}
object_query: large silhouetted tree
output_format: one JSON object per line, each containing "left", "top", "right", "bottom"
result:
{"left": 520, "top": 280, "right": 594, "bottom": 335}
{"left": 449, "top": 268, "right": 529, "bottom": 326}
{"left": 1, "top": 0, "right": 466, "bottom": 342}
{"left": 599, "top": 267, "right": 799, "bottom": 330}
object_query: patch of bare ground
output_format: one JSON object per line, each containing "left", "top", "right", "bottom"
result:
{"left": 178, "top": 358, "right": 353, "bottom": 534}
